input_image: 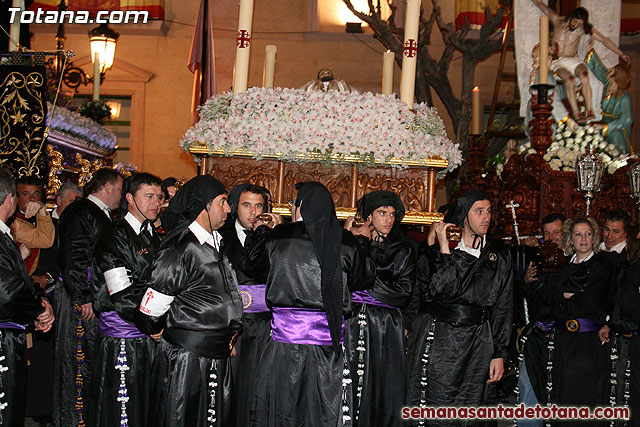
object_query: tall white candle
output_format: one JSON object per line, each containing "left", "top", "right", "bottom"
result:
{"left": 233, "top": 0, "right": 255, "bottom": 95}
{"left": 471, "top": 86, "right": 481, "bottom": 135}
{"left": 263, "top": 45, "right": 277, "bottom": 88}
{"left": 382, "top": 50, "right": 394, "bottom": 95}
{"left": 399, "top": 0, "right": 421, "bottom": 107}
{"left": 9, "top": 0, "right": 22, "bottom": 52}
{"left": 93, "top": 53, "right": 100, "bottom": 101}
{"left": 539, "top": 15, "right": 549, "bottom": 85}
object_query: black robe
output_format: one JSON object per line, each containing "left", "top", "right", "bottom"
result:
{"left": 135, "top": 226, "right": 243, "bottom": 427}
{"left": 610, "top": 261, "right": 640, "bottom": 426}
{"left": 220, "top": 223, "right": 271, "bottom": 427}
{"left": 0, "top": 230, "right": 44, "bottom": 427}
{"left": 344, "top": 237, "right": 414, "bottom": 427}
{"left": 406, "top": 240, "right": 513, "bottom": 426}
{"left": 54, "top": 198, "right": 112, "bottom": 426}
{"left": 519, "top": 268, "right": 558, "bottom": 406}
{"left": 89, "top": 217, "right": 161, "bottom": 427}
{"left": 538, "top": 253, "right": 614, "bottom": 426}
{"left": 247, "top": 222, "right": 376, "bottom": 427}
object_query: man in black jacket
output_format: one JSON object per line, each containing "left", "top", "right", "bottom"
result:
{"left": 90, "top": 172, "right": 163, "bottom": 426}
{"left": 54, "top": 168, "right": 122, "bottom": 426}
{"left": 0, "top": 168, "right": 54, "bottom": 427}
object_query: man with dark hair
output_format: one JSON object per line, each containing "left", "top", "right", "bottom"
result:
{"left": 0, "top": 168, "right": 54, "bottom": 427}
{"left": 344, "top": 190, "right": 414, "bottom": 426}
{"left": 54, "top": 168, "right": 122, "bottom": 426}
{"left": 135, "top": 175, "right": 243, "bottom": 426}
{"left": 407, "top": 190, "right": 513, "bottom": 422}
{"left": 90, "top": 173, "right": 163, "bottom": 426}
{"left": 601, "top": 209, "right": 629, "bottom": 254}
{"left": 161, "top": 177, "right": 177, "bottom": 201}
{"left": 519, "top": 213, "right": 566, "bottom": 427}
{"left": 221, "top": 183, "right": 281, "bottom": 426}
{"left": 248, "top": 181, "right": 376, "bottom": 426}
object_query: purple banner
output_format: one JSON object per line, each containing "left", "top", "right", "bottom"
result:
{"left": 351, "top": 290, "right": 397, "bottom": 309}
{"left": 0, "top": 322, "right": 27, "bottom": 330}
{"left": 271, "top": 307, "right": 344, "bottom": 346}
{"left": 99, "top": 311, "right": 147, "bottom": 338}
{"left": 238, "top": 284, "right": 269, "bottom": 313}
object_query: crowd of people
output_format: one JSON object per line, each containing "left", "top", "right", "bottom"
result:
{"left": 0, "top": 166, "right": 638, "bottom": 427}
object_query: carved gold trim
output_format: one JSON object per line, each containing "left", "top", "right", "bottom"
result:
{"left": 188, "top": 147, "right": 449, "bottom": 169}
{"left": 272, "top": 203, "right": 443, "bottom": 225}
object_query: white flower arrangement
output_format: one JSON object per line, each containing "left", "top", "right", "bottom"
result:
{"left": 518, "top": 122, "right": 633, "bottom": 174}
{"left": 46, "top": 102, "right": 117, "bottom": 150}
{"left": 180, "top": 88, "right": 462, "bottom": 172}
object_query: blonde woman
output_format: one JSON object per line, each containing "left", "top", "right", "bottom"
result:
{"left": 534, "top": 216, "right": 614, "bottom": 424}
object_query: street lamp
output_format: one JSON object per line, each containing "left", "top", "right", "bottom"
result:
{"left": 89, "top": 23, "right": 119, "bottom": 74}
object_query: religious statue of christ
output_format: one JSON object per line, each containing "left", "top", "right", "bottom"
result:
{"left": 531, "top": 0, "right": 630, "bottom": 124}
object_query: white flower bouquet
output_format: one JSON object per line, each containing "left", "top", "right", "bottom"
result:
{"left": 518, "top": 122, "right": 633, "bottom": 174}
{"left": 180, "top": 88, "right": 462, "bottom": 172}
{"left": 46, "top": 102, "right": 117, "bottom": 150}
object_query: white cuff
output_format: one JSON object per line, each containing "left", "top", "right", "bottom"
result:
{"left": 139, "top": 287, "right": 175, "bottom": 317}
{"left": 104, "top": 267, "right": 131, "bottom": 295}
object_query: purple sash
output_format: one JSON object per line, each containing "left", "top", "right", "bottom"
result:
{"left": 0, "top": 322, "right": 27, "bottom": 330}
{"left": 564, "top": 317, "right": 598, "bottom": 333}
{"left": 271, "top": 307, "right": 344, "bottom": 345}
{"left": 99, "top": 311, "right": 147, "bottom": 339}
{"left": 535, "top": 321, "right": 555, "bottom": 332}
{"left": 238, "top": 284, "right": 269, "bottom": 313}
{"left": 351, "top": 290, "right": 397, "bottom": 309}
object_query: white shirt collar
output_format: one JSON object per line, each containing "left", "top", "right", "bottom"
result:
{"left": 454, "top": 235, "right": 486, "bottom": 258}
{"left": 0, "top": 219, "right": 12, "bottom": 240}
{"left": 235, "top": 219, "right": 248, "bottom": 247}
{"left": 52, "top": 208, "right": 59, "bottom": 220}
{"left": 599, "top": 240, "right": 626, "bottom": 254}
{"left": 571, "top": 250, "right": 594, "bottom": 264}
{"left": 124, "top": 212, "right": 152, "bottom": 235}
{"left": 188, "top": 220, "right": 221, "bottom": 250}
{"left": 87, "top": 194, "right": 111, "bottom": 219}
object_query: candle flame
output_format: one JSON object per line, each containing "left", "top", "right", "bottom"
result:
{"left": 473, "top": 86, "right": 479, "bottom": 92}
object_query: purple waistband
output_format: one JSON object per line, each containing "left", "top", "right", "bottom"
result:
{"left": 238, "top": 284, "right": 269, "bottom": 313}
{"left": 99, "top": 311, "right": 147, "bottom": 339}
{"left": 271, "top": 307, "right": 344, "bottom": 346}
{"left": 564, "top": 318, "right": 598, "bottom": 333}
{"left": 0, "top": 322, "right": 27, "bottom": 330}
{"left": 351, "top": 290, "right": 397, "bottom": 309}
{"left": 535, "top": 321, "right": 555, "bottom": 331}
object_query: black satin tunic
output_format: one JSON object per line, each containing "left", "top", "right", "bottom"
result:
{"left": 58, "top": 199, "right": 112, "bottom": 305}
{"left": 135, "top": 227, "right": 243, "bottom": 358}
{"left": 345, "top": 237, "right": 414, "bottom": 427}
{"left": 250, "top": 222, "right": 376, "bottom": 313}
{"left": 92, "top": 218, "right": 161, "bottom": 320}
{"left": 0, "top": 231, "right": 43, "bottom": 324}
{"left": 407, "top": 240, "right": 513, "bottom": 422}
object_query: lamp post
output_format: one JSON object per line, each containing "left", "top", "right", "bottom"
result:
{"left": 575, "top": 145, "right": 605, "bottom": 217}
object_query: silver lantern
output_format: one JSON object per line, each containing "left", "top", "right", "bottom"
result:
{"left": 629, "top": 162, "right": 640, "bottom": 215}
{"left": 575, "top": 145, "right": 604, "bottom": 217}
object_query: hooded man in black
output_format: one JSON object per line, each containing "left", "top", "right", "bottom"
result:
{"left": 220, "top": 183, "right": 280, "bottom": 427}
{"left": 135, "top": 175, "right": 243, "bottom": 427}
{"left": 247, "top": 181, "right": 376, "bottom": 427}
{"left": 344, "top": 190, "right": 414, "bottom": 426}
{"left": 407, "top": 190, "right": 513, "bottom": 426}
